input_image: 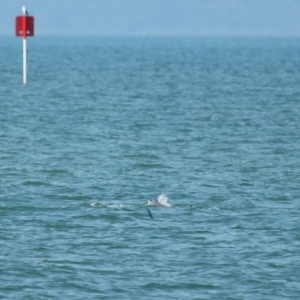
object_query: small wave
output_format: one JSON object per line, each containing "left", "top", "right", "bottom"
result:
{"left": 107, "top": 204, "right": 124, "bottom": 208}
{"left": 187, "top": 204, "right": 196, "bottom": 208}
{"left": 209, "top": 206, "right": 220, "bottom": 210}
{"left": 90, "top": 202, "right": 133, "bottom": 209}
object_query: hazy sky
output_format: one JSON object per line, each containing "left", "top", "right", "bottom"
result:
{"left": 1, "top": 0, "right": 300, "bottom": 36}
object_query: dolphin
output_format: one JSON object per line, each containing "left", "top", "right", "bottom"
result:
{"left": 146, "top": 208, "right": 154, "bottom": 219}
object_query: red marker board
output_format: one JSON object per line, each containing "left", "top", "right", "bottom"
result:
{"left": 15, "top": 16, "right": 34, "bottom": 38}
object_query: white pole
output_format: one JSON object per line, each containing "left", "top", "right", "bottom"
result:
{"left": 23, "top": 38, "right": 27, "bottom": 84}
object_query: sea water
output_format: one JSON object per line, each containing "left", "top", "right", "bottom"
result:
{"left": 1, "top": 36, "right": 300, "bottom": 299}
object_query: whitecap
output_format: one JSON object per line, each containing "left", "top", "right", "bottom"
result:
{"left": 209, "top": 206, "right": 220, "bottom": 210}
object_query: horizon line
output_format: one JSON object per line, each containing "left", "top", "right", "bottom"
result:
{"left": 2, "top": 33, "right": 300, "bottom": 38}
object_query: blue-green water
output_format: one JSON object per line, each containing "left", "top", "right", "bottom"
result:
{"left": 1, "top": 37, "right": 300, "bottom": 299}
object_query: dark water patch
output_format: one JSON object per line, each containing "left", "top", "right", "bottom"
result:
{"left": 40, "top": 168, "right": 72, "bottom": 175}
{"left": 132, "top": 163, "right": 169, "bottom": 169}
{"left": 22, "top": 180, "right": 54, "bottom": 187}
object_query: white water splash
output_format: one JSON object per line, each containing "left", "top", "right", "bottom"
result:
{"left": 147, "top": 193, "right": 172, "bottom": 207}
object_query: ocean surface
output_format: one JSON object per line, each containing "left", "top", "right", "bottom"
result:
{"left": 1, "top": 36, "right": 300, "bottom": 299}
